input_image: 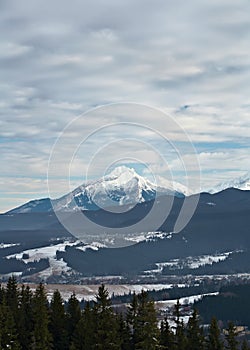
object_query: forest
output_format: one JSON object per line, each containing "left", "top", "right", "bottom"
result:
{"left": 0, "top": 277, "right": 249, "bottom": 350}
{"left": 195, "top": 284, "right": 250, "bottom": 328}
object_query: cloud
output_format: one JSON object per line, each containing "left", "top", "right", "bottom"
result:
{"left": 0, "top": 0, "right": 250, "bottom": 211}
{"left": 0, "top": 42, "right": 32, "bottom": 58}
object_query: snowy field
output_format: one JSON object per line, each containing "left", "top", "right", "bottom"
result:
{"left": 155, "top": 292, "right": 219, "bottom": 310}
{"left": 5, "top": 240, "right": 107, "bottom": 279}
{"left": 144, "top": 252, "right": 234, "bottom": 274}
{"left": 4, "top": 283, "right": 189, "bottom": 302}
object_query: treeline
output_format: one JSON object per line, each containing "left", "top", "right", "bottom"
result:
{"left": 0, "top": 277, "right": 249, "bottom": 350}
{"left": 195, "top": 284, "right": 250, "bottom": 328}
{"left": 110, "top": 280, "right": 223, "bottom": 305}
{"left": 0, "top": 256, "right": 50, "bottom": 275}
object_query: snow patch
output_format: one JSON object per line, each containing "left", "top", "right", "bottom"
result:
{"left": 0, "top": 243, "right": 20, "bottom": 249}
{"left": 6, "top": 241, "right": 81, "bottom": 278}
{"left": 144, "top": 252, "right": 233, "bottom": 274}
{"left": 156, "top": 292, "right": 219, "bottom": 310}
{"left": 76, "top": 241, "right": 106, "bottom": 252}
{"left": 125, "top": 231, "right": 173, "bottom": 243}
{"left": 208, "top": 172, "right": 250, "bottom": 194}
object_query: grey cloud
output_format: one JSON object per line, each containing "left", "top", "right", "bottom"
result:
{"left": 0, "top": 0, "right": 250, "bottom": 211}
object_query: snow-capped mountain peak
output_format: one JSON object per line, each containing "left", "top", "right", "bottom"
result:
{"left": 7, "top": 166, "right": 188, "bottom": 213}
{"left": 55, "top": 166, "right": 183, "bottom": 211}
{"left": 154, "top": 175, "right": 192, "bottom": 196}
{"left": 102, "top": 166, "right": 157, "bottom": 193}
{"left": 105, "top": 165, "right": 136, "bottom": 178}
{"left": 207, "top": 173, "right": 250, "bottom": 194}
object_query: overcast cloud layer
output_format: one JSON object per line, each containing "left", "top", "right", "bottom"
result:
{"left": 0, "top": 0, "right": 250, "bottom": 212}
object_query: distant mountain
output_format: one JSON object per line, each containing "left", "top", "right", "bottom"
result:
{"left": 56, "top": 188, "right": 250, "bottom": 276}
{"left": 207, "top": 173, "right": 250, "bottom": 194}
{"left": 6, "top": 198, "right": 53, "bottom": 214}
{"left": 153, "top": 175, "right": 192, "bottom": 196}
{"left": 1, "top": 187, "right": 250, "bottom": 281}
{"left": 7, "top": 166, "right": 187, "bottom": 214}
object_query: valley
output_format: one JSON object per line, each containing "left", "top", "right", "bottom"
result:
{"left": 0, "top": 168, "right": 249, "bottom": 324}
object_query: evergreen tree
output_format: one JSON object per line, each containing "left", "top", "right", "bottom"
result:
{"left": 31, "top": 283, "right": 52, "bottom": 350}
{"left": 93, "top": 284, "right": 121, "bottom": 350}
{"left": 225, "top": 322, "right": 238, "bottom": 350}
{"left": 173, "top": 300, "right": 187, "bottom": 350}
{"left": 117, "top": 312, "right": 131, "bottom": 350}
{"left": 127, "top": 292, "right": 138, "bottom": 349}
{"left": 50, "top": 289, "right": 68, "bottom": 350}
{"left": 0, "top": 301, "right": 21, "bottom": 350}
{"left": 133, "top": 290, "right": 159, "bottom": 350}
{"left": 6, "top": 276, "right": 19, "bottom": 325}
{"left": 207, "top": 317, "right": 224, "bottom": 350}
{"left": 0, "top": 283, "right": 5, "bottom": 305}
{"left": 241, "top": 339, "right": 250, "bottom": 350}
{"left": 18, "top": 285, "right": 34, "bottom": 350}
{"left": 160, "top": 317, "right": 174, "bottom": 350}
{"left": 66, "top": 292, "right": 81, "bottom": 344}
{"left": 1, "top": 281, "right": 247, "bottom": 350}
{"left": 186, "top": 309, "right": 205, "bottom": 350}
{"left": 70, "top": 301, "right": 95, "bottom": 350}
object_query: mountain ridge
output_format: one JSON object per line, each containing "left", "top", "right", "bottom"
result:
{"left": 7, "top": 166, "right": 186, "bottom": 214}
{"left": 1, "top": 187, "right": 250, "bottom": 281}
{"left": 5, "top": 167, "right": 250, "bottom": 215}
{"left": 207, "top": 172, "right": 250, "bottom": 194}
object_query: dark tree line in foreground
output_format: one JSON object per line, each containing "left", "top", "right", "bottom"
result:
{"left": 0, "top": 277, "right": 249, "bottom": 350}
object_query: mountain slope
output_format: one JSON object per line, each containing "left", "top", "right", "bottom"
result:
{"left": 7, "top": 166, "right": 186, "bottom": 214}
{"left": 6, "top": 198, "right": 53, "bottom": 214}
{"left": 57, "top": 189, "right": 250, "bottom": 276}
{"left": 1, "top": 188, "right": 250, "bottom": 280}
{"left": 208, "top": 173, "right": 250, "bottom": 194}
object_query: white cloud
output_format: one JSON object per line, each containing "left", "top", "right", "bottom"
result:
{"left": 0, "top": 42, "right": 32, "bottom": 58}
{"left": 0, "top": 0, "right": 250, "bottom": 211}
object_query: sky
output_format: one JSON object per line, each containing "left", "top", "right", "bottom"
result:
{"left": 0, "top": 0, "right": 250, "bottom": 213}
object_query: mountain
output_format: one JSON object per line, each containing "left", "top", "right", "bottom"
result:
{"left": 7, "top": 166, "right": 186, "bottom": 214}
{"left": 153, "top": 175, "right": 192, "bottom": 196}
{"left": 6, "top": 198, "right": 53, "bottom": 214}
{"left": 2, "top": 167, "right": 250, "bottom": 282}
{"left": 0, "top": 187, "right": 250, "bottom": 281}
{"left": 207, "top": 172, "right": 250, "bottom": 194}
{"left": 55, "top": 188, "right": 250, "bottom": 276}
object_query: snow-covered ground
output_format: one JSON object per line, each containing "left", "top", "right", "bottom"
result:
{"left": 184, "top": 252, "right": 232, "bottom": 269}
{"left": 156, "top": 292, "right": 219, "bottom": 327}
{"left": 7, "top": 241, "right": 76, "bottom": 261}
{"left": 76, "top": 241, "right": 107, "bottom": 252}
{"left": 1, "top": 283, "right": 189, "bottom": 302}
{"left": 124, "top": 231, "right": 173, "bottom": 244}
{"left": 0, "top": 243, "right": 20, "bottom": 249}
{"left": 2, "top": 237, "right": 237, "bottom": 281}
{"left": 156, "top": 292, "right": 219, "bottom": 310}
{"left": 144, "top": 252, "right": 233, "bottom": 274}
{"left": 5, "top": 240, "right": 106, "bottom": 279}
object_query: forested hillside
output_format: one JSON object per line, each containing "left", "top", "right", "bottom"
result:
{"left": 0, "top": 277, "right": 249, "bottom": 349}
{"left": 195, "top": 284, "right": 250, "bottom": 328}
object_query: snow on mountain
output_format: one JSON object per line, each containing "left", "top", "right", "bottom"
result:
{"left": 53, "top": 166, "right": 185, "bottom": 211}
{"left": 207, "top": 173, "right": 250, "bottom": 194}
{"left": 7, "top": 166, "right": 187, "bottom": 213}
{"left": 7, "top": 198, "right": 52, "bottom": 214}
{"left": 154, "top": 175, "right": 192, "bottom": 196}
